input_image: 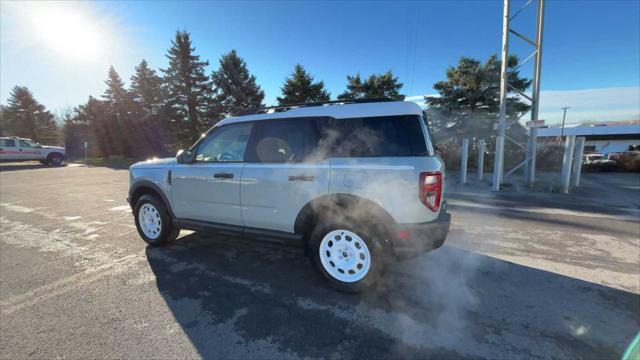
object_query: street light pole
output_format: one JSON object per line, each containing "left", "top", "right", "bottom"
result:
{"left": 560, "top": 106, "right": 570, "bottom": 138}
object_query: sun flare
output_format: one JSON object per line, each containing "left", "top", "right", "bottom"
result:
{"left": 27, "top": 3, "right": 107, "bottom": 61}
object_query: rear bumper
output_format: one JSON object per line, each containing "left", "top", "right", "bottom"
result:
{"left": 393, "top": 208, "right": 451, "bottom": 259}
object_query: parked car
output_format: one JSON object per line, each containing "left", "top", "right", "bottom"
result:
{"left": 128, "top": 100, "right": 451, "bottom": 292}
{"left": 582, "top": 153, "right": 617, "bottom": 171}
{"left": 0, "top": 137, "right": 66, "bottom": 165}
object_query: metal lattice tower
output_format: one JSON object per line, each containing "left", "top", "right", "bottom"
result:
{"left": 493, "top": 0, "right": 546, "bottom": 191}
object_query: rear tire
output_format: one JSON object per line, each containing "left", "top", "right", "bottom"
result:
{"left": 134, "top": 194, "right": 179, "bottom": 246}
{"left": 310, "top": 220, "right": 384, "bottom": 292}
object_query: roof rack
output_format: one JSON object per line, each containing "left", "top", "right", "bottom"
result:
{"left": 233, "top": 97, "right": 397, "bottom": 117}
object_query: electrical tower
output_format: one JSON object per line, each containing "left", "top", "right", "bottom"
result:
{"left": 493, "top": 0, "right": 546, "bottom": 191}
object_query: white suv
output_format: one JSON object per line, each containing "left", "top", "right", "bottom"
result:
{"left": 0, "top": 137, "right": 65, "bottom": 165}
{"left": 128, "top": 100, "right": 450, "bottom": 292}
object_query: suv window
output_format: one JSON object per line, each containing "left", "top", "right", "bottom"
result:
{"left": 317, "top": 115, "right": 427, "bottom": 157}
{"left": 248, "top": 118, "right": 320, "bottom": 163}
{"left": 196, "top": 123, "right": 253, "bottom": 162}
{"left": 0, "top": 139, "right": 16, "bottom": 147}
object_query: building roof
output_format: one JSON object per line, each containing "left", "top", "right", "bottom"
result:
{"left": 537, "top": 121, "right": 640, "bottom": 137}
{"left": 216, "top": 101, "right": 424, "bottom": 127}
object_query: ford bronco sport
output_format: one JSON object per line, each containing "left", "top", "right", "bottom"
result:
{"left": 128, "top": 99, "right": 450, "bottom": 292}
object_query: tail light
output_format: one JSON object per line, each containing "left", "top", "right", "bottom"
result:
{"left": 419, "top": 171, "right": 442, "bottom": 212}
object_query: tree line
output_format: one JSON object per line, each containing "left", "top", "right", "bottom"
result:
{"left": 0, "top": 30, "right": 530, "bottom": 161}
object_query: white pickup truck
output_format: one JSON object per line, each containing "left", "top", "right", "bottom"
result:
{"left": 0, "top": 137, "right": 66, "bottom": 165}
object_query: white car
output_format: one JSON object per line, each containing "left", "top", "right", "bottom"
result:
{"left": 0, "top": 137, "right": 66, "bottom": 165}
{"left": 128, "top": 100, "right": 451, "bottom": 292}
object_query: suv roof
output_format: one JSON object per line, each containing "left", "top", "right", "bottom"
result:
{"left": 217, "top": 100, "right": 424, "bottom": 127}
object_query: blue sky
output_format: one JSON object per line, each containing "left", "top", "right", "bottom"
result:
{"left": 1, "top": 0, "right": 639, "bottom": 124}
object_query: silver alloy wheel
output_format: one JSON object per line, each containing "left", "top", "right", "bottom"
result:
{"left": 319, "top": 229, "right": 371, "bottom": 283}
{"left": 51, "top": 155, "right": 62, "bottom": 165}
{"left": 139, "top": 203, "right": 162, "bottom": 240}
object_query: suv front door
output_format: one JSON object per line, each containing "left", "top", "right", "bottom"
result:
{"left": 171, "top": 122, "right": 253, "bottom": 226}
{"left": 241, "top": 118, "right": 330, "bottom": 234}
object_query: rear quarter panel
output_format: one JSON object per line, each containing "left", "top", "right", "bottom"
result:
{"left": 329, "top": 156, "right": 445, "bottom": 224}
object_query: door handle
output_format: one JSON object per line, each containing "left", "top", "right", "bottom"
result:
{"left": 214, "top": 172, "right": 234, "bottom": 179}
{"left": 289, "top": 175, "right": 315, "bottom": 181}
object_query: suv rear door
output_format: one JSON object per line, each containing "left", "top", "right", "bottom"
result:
{"left": 171, "top": 122, "right": 253, "bottom": 226}
{"left": 241, "top": 117, "right": 330, "bottom": 234}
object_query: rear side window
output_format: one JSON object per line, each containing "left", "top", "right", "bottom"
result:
{"left": 246, "top": 118, "right": 320, "bottom": 163}
{"left": 317, "top": 115, "right": 427, "bottom": 157}
{"left": 0, "top": 139, "right": 16, "bottom": 147}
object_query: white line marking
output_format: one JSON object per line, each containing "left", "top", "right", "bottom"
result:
{"left": 109, "top": 205, "right": 130, "bottom": 212}
{"left": 0, "top": 203, "right": 35, "bottom": 213}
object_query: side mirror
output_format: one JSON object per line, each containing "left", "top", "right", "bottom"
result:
{"left": 176, "top": 149, "right": 195, "bottom": 164}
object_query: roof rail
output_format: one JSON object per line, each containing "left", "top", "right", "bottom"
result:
{"left": 233, "top": 97, "right": 397, "bottom": 117}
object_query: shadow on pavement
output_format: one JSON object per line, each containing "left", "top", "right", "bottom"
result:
{"left": 146, "top": 233, "right": 639, "bottom": 359}
{"left": 0, "top": 162, "right": 68, "bottom": 172}
{"left": 449, "top": 201, "right": 639, "bottom": 238}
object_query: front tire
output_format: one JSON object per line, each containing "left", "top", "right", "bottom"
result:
{"left": 46, "top": 153, "right": 64, "bottom": 166}
{"left": 310, "top": 221, "right": 383, "bottom": 292}
{"left": 134, "top": 195, "right": 179, "bottom": 246}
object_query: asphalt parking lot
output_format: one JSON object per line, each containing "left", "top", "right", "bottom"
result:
{"left": 1, "top": 162, "right": 638, "bottom": 359}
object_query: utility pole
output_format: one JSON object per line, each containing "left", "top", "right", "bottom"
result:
{"left": 492, "top": 0, "right": 511, "bottom": 191}
{"left": 560, "top": 106, "right": 570, "bottom": 138}
{"left": 493, "top": 0, "right": 545, "bottom": 191}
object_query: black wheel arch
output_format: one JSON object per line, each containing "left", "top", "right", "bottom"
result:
{"left": 129, "top": 180, "right": 176, "bottom": 220}
{"left": 294, "top": 193, "right": 396, "bottom": 255}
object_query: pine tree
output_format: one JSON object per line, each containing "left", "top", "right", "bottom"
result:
{"left": 72, "top": 96, "right": 111, "bottom": 157}
{"left": 425, "top": 54, "right": 532, "bottom": 169}
{"left": 2, "top": 86, "right": 59, "bottom": 144}
{"left": 337, "top": 71, "right": 405, "bottom": 101}
{"left": 102, "top": 66, "right": 136, "bottom": 156}
{"left": 425, "top": 55, "right": 531, "bottom": 140}
{"left": 211, "top": 50, "right": 264, "bottom": 116}
{"left": 277, "top": 64, "right": 330, "bottom": 105}
{"left": 161, "top": 31, "right": 213, "bottom": 145}
{"left": 130, "top": 60, "right": 165, "bottom": 112}
{"left": 130, "top": 60, "right": 170, "bottom": 156}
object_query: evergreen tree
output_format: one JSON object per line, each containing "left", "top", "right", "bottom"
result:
{"left": 161, "top": 30, "right": 213, "bottom": 145}
{"left": 102, "top": 66, "right": 136, "bottom": 156}
{"left": 130, "top": 59, "right": 165, "bottom": 112}
{"left": 211, "top": 49, "right": 265, "bottom": 116}
{"left": 425, "top": 55, "right": 531, "bottom": 140}
{"left": 425, "top": 55, "right": 532, "bottom": 169}
{"left": 277, "top": 64, "right": 330, "bottom": 105}
{"left": 2, "top": 86, "right": 59, "bottom": 144}
{"left": 130, "top": 59, "right": 170, "bottom": 156}
{"left": 73, "top": 96, "right": 111, "bottom": 157}
{"left": 337, "top": 71, "right": 405, "bottom": 100}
